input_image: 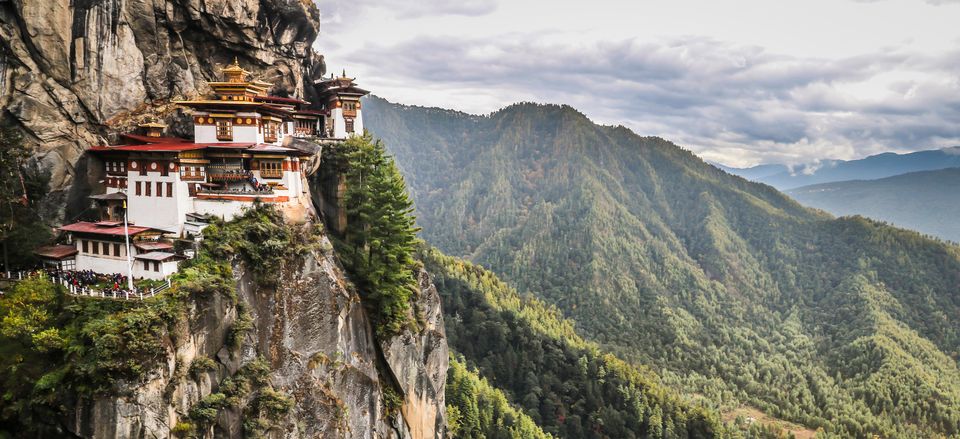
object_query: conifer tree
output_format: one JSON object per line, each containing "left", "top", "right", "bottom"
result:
{"left": 337, "top": 132, "right": 420, "bottom": 335}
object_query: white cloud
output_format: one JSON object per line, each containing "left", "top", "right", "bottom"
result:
{"left": 314, "top": 0, "right": 960, "bottom": 167}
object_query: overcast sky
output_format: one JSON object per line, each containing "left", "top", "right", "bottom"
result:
{"left": 313, "top": 0, "right": 960, "bottom": 167}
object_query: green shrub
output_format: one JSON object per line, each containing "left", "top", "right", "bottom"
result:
{"left": 189, "top": 393, "right": 227, "bottom": 424}
{"left": 171, "top": 421, "right": 194, "bottom": 437}
{"left": 382, "top": 386, "right": 403, "bottom": 417}
{"left": 255, "top": 388, "right": 294, "bottom": 420}
{"left": 203, "top": 204, "right": 316, "bottom": 288}
{"left": 227, "top": 303, "right": 253, "bottom": 350}
{"left": 189, "top": 356, "right": 218, "bottom": 379}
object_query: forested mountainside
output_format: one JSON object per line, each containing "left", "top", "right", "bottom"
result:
{"left": 426, "top": 247, "right": 799, "bottom": 439}
{"left": 364, "top": 95, "right": 960, "bottom": 437}
{"left": 787, "top": 168, "right": 960, "bottom": 243}
{"left": 719, "top": 147, "right": 960, "bottom": 190}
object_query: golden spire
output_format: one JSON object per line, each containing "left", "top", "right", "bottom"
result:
{"left": 222, "top": 57, "right": 250, "bottom": 83}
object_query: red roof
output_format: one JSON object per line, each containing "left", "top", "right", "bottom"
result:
{"left": 89, "top": 142, "right": 260, "bottom": 152}
{"left": 294, "top": 109, "right": 325, "bottom": 116}
{"left": 89, "top": 139, "right": 308, "bottom": 155}
{"left": 204, "top": 144, "right": 259, "bottom": 152}
{"left": 255, "top": 95, "right": 309, "bottom": 105}
{"left": 60, "top": 221, "right": 153, "bottom": 237}
{"left": 120, "top": 133, "right": 187, "bottom": 144}
{"left": 134, "top": 241, "right": 174, "bottom": 251}
{"left": 34, "top": 245, "right": 79, "bottom": 260}
{"left": 260, "top": 103, "right": 293, "bottom": 113}
{"left": 248, "top": 144, "right": 296, "bottom": 152}
{"left": 89, "top": 143, "right": 208, "bottom": 152}
{"left": 134, "top": 251, "right": 180, "bottom": 262}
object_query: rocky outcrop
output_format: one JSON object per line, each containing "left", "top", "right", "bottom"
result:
{"left": 0, "top": 0, "right": 325, "bottom": 221}
{"left": 380, "top": 271, "right": 448, "bottom": 439}
{"left": 234, "top": 234, "right": 447, "bottom": 439}
{"left": 67, "top": 232, "right": 448, "bottom": 438}
{"left": 69, "top": 289, "right": 238, "bottom": 438}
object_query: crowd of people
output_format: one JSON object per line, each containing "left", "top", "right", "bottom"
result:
{"left": 1, "top": 269, "right": 163, "bottom": 299}
{"left": 55, "top": 269, "right": 128, "bottom": 291}
{"left": 249, "top": 176, "right": 272, "bottom": 192}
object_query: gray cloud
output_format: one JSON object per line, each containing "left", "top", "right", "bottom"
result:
{"left": 343, "top": 34, "right": 960, "bottom": 166}
{"left": 852, "top": 0, "right": 960, "bottom": 4}
{"left": 317, "top": 0, "right": 496, "bottom": 33}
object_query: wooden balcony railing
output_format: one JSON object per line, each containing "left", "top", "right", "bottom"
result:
{"left": 259, "top": 170, "right": 282, "bottom": 179}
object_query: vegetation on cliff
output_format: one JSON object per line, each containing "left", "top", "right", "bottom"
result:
{"left": 366, "top": 97, "right": 960, "bottom": 437}
{"left": 324, "top": 133, "right": 421, "bottom": 335}
{"left": 0, "top": 205, "right": 309, "bottom": 436}
{"left": 0, "top": 126, "right": 51, "bottom": 271}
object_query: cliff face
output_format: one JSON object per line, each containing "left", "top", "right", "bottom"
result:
{"left": 0, "top": 0, "right": 325, "bottom": 220}
{"left": 68, "top": 232, "right": 447, "bottom": 438}
{"left": 2, "top": 3, "right": 449, "bottom": 436}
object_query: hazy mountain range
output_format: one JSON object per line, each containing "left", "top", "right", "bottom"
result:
{"left": 787, "top": 168, "right": 960, "bottom": 243}
{"left": 717, "top": 147, "right": 960, "bottom": 190}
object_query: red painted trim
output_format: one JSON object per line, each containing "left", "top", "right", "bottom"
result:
{"left": 195, "top": 194, "right": 290, "bottom": 202}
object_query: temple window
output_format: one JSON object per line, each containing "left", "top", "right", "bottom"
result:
{"left": 264, "top": 122, "right": 278, "bottom": 142}
{"left": 216, "top": 119, "right": 233, "bottom": 141}
{"left": 260, "top": 160, "right": 283, "bottom": 179}
{"left": 345, "top": 119, "right": 355, "bottom": 133}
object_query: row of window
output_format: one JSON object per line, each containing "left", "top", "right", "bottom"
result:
{"left": 214, "top": 119, "right": 290, "bottom": 141}
{"left": 78, "top": 240, "right": 161, "bottom": 271}
{"left": 134, "top": 181, "right": 174, "bottom": 198}
{"left": 260, "top": 160, "right": 283, "bottom": 178}
{"left": 181, "top": 165, "right": 206, "bottom": 179}
{"left": 80, "top": 240, "right": 124, "bottom": 257}
{"left": 106, "top": 161, "right": 127, "bottom": 173}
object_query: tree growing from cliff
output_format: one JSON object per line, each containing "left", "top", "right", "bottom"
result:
{"left": 335, "top": 133, "right": 420, "bottom": 335}
{"left": 0, "top": 125, "right": 50, "bottom": 271}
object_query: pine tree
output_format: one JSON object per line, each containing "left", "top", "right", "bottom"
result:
{"left": 336, "top": 132, "right": 421, "bottom": 335}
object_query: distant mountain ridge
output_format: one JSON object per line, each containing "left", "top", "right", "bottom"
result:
{"left": 363, "top": 95, "right": 960, "bottom": 438}
{"left": 720, "top": 147, "right": 960, "bottom": 190}
{"left": 787, "top": 168, "right": 960, "bottom": 242}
